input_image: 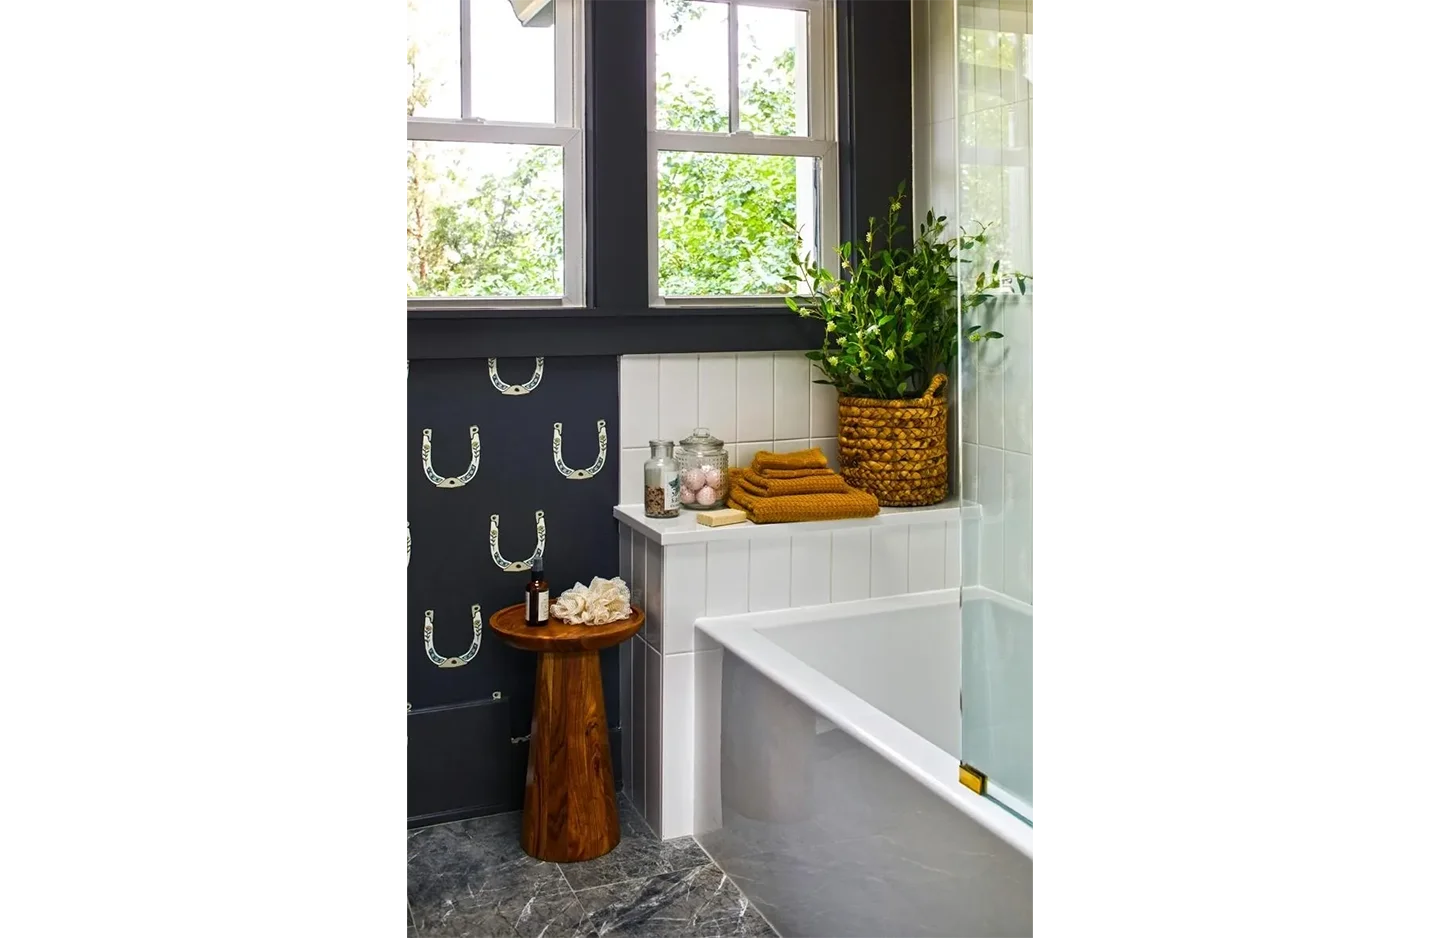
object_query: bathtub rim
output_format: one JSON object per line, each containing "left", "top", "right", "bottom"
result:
{"left": 696, "top": 587, "right": 1034, "bottom": 859}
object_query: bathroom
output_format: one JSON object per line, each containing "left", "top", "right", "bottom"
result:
{"left": 21, "top": 0, "right": 1430, "bottom": 935}
{"left": 407, "top": 1, "right": 1031, "bottom": 934}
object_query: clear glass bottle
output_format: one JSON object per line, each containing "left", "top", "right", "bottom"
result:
{"left": 676, "top": 427, "right": 729, "bottom": 509}
{"left": 643, "top": 440, "right": 680, "bottom": 518}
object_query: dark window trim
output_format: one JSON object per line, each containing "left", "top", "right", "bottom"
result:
{"left": 407, "top": 0, "right": 910, "bottom": 359}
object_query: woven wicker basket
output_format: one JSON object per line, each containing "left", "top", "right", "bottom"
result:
{"left": 836, "top": 373, "right": 949, "bottom": 507}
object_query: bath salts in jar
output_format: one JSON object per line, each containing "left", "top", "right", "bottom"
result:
{"left": 644, "top": 440, "right": 681, "bottom": 518}
{"left": 675, "top": 427, "right": 729, "bottom": 509}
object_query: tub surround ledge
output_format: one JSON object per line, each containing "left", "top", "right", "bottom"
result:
{"left": 615, "top": 495, "right": 981, "bottom": 546}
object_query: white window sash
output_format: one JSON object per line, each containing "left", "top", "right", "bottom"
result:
{"left": 407, "top": 0, "right": 584, "bottom": 308}
{"left": 647, "top": 0, "right": 838, "bottom": 305}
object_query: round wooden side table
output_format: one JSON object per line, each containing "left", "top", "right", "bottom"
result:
{"left": 488, "top": 603, "right": 644, "bottom": 863}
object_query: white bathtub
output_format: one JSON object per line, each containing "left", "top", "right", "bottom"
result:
{"left": 695, "top": 588, "right": 1032, "bottom": 938}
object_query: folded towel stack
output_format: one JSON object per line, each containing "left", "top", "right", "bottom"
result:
{"left": 725, "top": 448, "right": 879, "bottom": 524}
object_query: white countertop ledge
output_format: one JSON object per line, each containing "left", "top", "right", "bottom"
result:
{"left": 614, "top": 496, "right": 980, "bottom": 545}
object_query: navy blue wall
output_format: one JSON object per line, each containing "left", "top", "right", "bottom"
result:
{"left": 407, "top": 356, "right": 620, "bottom": 826}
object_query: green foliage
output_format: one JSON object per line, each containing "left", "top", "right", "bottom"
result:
{"left": 407, "top": 0, "right": 804, "bottom": 300}
{"left": 782, "top": 184, "right": 1029, "bottom": 400}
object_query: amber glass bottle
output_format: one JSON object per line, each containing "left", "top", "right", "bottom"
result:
{"left": 525, "top": 566, "right": 549, "bottom": 627}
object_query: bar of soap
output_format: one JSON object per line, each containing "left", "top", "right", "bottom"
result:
{"left": 695, "top": 508, "right": 748, "bottom": 527}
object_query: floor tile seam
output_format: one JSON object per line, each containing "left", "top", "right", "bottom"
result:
{"left": 567, "top": 860, "right": 719, "bottom": 901}
{"left": 689, "top": 836, "right": 782, "bottom": 938}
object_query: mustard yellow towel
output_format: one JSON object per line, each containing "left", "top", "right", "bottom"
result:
{"left": 726, "top": 469, "right": 880, "bottom": 524}
{"left": 756, "top": 467, "right": 834, "bottom": 480}
{"left": 751, "top": 447, "right": 829, "bottom": 471}
{"left": 740, "top": 467, "right": 849, "bottom": 496}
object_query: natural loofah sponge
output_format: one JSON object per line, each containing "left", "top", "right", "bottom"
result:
{"left": 551, "top": 576, "right": 633, "bottom": 625}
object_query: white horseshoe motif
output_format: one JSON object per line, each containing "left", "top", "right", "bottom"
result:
{"left": 553, "top": 420, "right": 607, "bottom": 480}
{"left": 490, "top": 510, "right": 546, "bottom": 572}
{"left": 421, "top": 426, "right": 480, "bottom": 488}
{"left": 423, "top": 605, "right": 483, "bottom": 669}
{"left": 406, "top": 522, "right": 411, "bottom": 568}
{"left": 488, "top": 357, "right": 544, "bottom": 395}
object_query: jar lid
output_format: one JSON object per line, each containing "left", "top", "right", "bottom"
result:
{"left": 679, "top": 427, "right": 726, "bottom": 453}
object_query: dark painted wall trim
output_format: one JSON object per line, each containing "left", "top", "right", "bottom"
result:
{"left": 406, "top": 0, "right": 912, "bottom": 361}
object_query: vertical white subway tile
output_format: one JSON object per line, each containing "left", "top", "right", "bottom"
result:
{"left": 1003, "top": 451, "right": 1032, "bottom": 603}
{"left": 955, "top": 1, "right": 976, "bottom": 118}
{"left": 629, "top": 637, "right": 647, "bottom": 818}
{"left": 960, "top": 344, "right": 978, "bottom": 444}
{"left": 644, "top": 642, "right": 664, "bottom": 836}
{"left": 773, "top": 352, "right": 811, "bottom": 441}
{"left": 809, "top": 363, "right": 838, "bottom": 438}
{"left": 975, "top": 336, "right": 1005, "bottom": 448}
{"left": 617, "top": 526, "right": 632, "bottom": 583}
{"left": 620, "top": 447, "right": 646, "bottom": 506}
{"left": 961, "top": 442, "right": 979, "bottom": 503}
{"left": 1002, "top": 296, "right": 1032, "bottom": 454}
{"left": 657, "top": 354, "right": 700, "bottom": 444}
{"left": 870, "top": 527, "right": 910, "bottom": 597}
{"left": 620, "top": 355, "right": 659, "bottom": 448}
{"left": 962, "top": 516, "right": 980, "bottom": 588}
{"left": 929, "top": 118, "right": 958, "bottom": 221}
{"left": 791, "top": 531, "right": 832, "bottom": 606}
{"left": 830, "top": 529, "right": 872, "bottom": 602}
{"left": 911, "top": 0, "right": 931, "bottom": 124}
{"left": 945, "top": 519, "right": 962, "bottom": 589}
{"left": 663, "top": 543, "right": 707, "bottom": 654}
{"left": 661, "top": 652, "right": 696, "bottom": 838}
{"left": 977, "top": 444, "right": 1006, "bottom": 591}
{"left": 645, "top": 538, "right": 665, "bottom": 650}
{"left": 631, "top": 530, "right": 648, "bottom": 627}
{"left": 620, "top": 634, "right": 633, "bottom": 799}
{"left": 725, "top": 444, "right": 739, "bottom": 470}
{"left": 748, "top": 537, "right": 792, "bottom": 612}
{"left": 908, "top": 523, "right": 947, "bottom": 593}
{"left": 736, "top": 441, "right": 768, "bottom": 469}
{"left": 735, "top": 353, "right": 775, "bottom": 442}
{"left": 774, "top": 438, "right": 809, "bottom": 456}
{"left": 705, "top": 540, "right": 750, "bottom": 616}
{"left": 693, "top": 648, "right": 723, "bottom": 835}
{"left": 811, "top": 436, "right": 839, "bottom": 472}
{"left": 929, "top": 0, "right": 956, "bottom": 122}
{"left": 697, "top": 354, "right": 738, "bottom": 444}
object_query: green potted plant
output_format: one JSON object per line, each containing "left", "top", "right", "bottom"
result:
{"left": 781, "top": 182, "right": 1028, "bottom": 505}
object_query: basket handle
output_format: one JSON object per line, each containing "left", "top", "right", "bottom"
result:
{"left": 920, "top": 373, "right": 947, "bottom": 400}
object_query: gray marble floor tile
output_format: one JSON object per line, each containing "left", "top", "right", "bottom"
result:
{"left": 561, "top": 829, "right": 710, "bottom": 892}
{"left": 573, "top": 863, "right": 774, "bottom": 938}
{"left": 414, "top": 889, "right": 596, "bottom": 938}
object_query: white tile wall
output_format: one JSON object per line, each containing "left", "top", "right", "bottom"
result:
{"left": 643, "top": 642, "right": 664, "bottom": 835}
{"left": 616, "top": 351, "right": 843, "bottom": 505}
{"left": 735, "top": 352, "right": 775, "bottom": 442}
{"left": 913, "top": 0, "right": 1032, "bottom": 600}
{"left": 830, "top": 529, "right": 872, "bottom": 602}
{"left": 748, "top": 537, "right": 792, "bottom": 612}
{"left": 618, "top": 510, "right": 955, "bottom": 840}
{"left": 644, "top": 538, "right": 665, "bottom": 649}
{"left": 870, "top": 527, "right": 910, "bottom": 597}
{"left": 791, "top": 531, "right": 832, "bottom": 606}
{"left": 908, "top": 522, "right": 947, "bottom": 593}
{"left": 662, "top": 542, "right": 707, "bottom": 654}
{"left": 661, "top": 653, "right": 696, "bottom": 837}
{"left": 705, "top": 540, "right": 750, "bottom": 617}
{"left": 693, "top": 648, "right": 723, "bottom": 835}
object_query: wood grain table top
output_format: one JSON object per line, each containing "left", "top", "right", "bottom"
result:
{"left": 488, "top": 603, "right": 645, "bottom": 653}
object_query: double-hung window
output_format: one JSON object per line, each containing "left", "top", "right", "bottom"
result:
{"left": 407, "top": 0, "right": 584, "bottom": 308}
{"left": 648, "top": 0, "right": 838, "bottom": 304}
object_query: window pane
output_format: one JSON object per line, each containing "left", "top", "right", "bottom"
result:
{"left": 408, "top": 0, "right": 461, "bottom": 118}
{"left": 655, "top": 0, "right": 729, "bottom": 132}
{"left": 658, "top": 152, "right": 817, "bottom": 297}
{"left": 472, "top": 0, "right": 555, "bottom": 123}
{"left": 407, "top": 142, "right": 564, "bottom": 298}
{"left": 738, "top": 4, "right": 808, "bottom": 136}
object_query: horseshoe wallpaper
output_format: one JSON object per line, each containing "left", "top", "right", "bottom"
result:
{"left": 408, "top": 355, "right": 621, "bottom": 825}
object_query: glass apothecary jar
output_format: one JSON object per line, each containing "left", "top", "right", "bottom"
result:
{"left": 644, "top": 440, "right": 680, "bottom": 518}
{"left": 676, "top": 427, "right": 729, "bottom": 509}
